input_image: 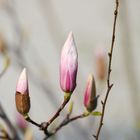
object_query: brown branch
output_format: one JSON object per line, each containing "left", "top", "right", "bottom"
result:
{"left": 0, "top": 127, "right": 12, "bottom": 140}
{"left": 25, "top": 104, "right": 89, "bottom": 139}
{"left": 0, "top": 136, "right": 11, "bottom": 140}
{"left": 44, "top": 96, "right": 70, "bottom": 128}
{"left": 43, "top": 113, "right": 89, "bottom": 139}
{"left": 25, "top": 95, "right": 71, "bottom": 136}
{"left": 25, "top": 115, "right": 41, "bottom": 128}
{"left": 94, "top": 0, "right": 119, "bottom": 139}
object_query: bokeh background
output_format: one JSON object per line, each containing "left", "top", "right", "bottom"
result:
{"left": 0, "top": 0, "right": 140, "bottom": 140}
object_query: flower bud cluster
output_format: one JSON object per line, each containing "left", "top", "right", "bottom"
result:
{"left": 15, "top": 32, "right": 99, "bottom": 117}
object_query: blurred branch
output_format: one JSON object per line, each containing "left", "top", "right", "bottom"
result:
{"left": 0, "top": 124, "right": 12, "bottom": 140}
{"left": 94, "top": 0, "right": 119, "bottom": 139}
{"left": 46, "top": 112, "right": 89, "bottom": 139}
{"left": 0, "top": 53, "right": 10, "bottom": 78}
{"left": 0, "top": 104, "right": 21, "bottom": 140}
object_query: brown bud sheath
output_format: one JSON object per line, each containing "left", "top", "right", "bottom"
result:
{"left": 15, "top": 68, "right": 30, "bottom": 115}
{"left": 15, "top": 92, "right": 30, "bottom": 115}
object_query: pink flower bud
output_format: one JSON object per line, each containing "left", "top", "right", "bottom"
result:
{"left": 84, "top": 74, "right": 98, "bottom": 112}
{"left": 16, "top": 68, "right": 29, "bottom": 94}
{"left": 95, "top": 48, "right": 107, "bottom": 80}
{"left": 60, "top": 32, "right": 78, "bottom": 93}
{"left": 15, "top": 68, "right": 30, "bottom": 115}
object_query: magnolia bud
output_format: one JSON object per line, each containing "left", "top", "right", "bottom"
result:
{"left": 60, "top": 32, "right": 78, "bottom": 93}
{"left": 84, "top": 74, "right": 98, "bottom": 112}
{"left": 15, "top": 68, "right": 30, "bottom": 115}
{"left": 95, "top": 48, "right": 107, "bottom": 80}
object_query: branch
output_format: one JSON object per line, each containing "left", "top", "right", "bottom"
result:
{"left": 0, "top": 104, "right": 21, "bottom": 140}
{"left": 0, "top": 126, "right": 12, "bottom": 140}
{"left": 43, "top": 113, "right": 89, "bottom": 139}
{"left": 25, "top": 95, "right": 71, "bottom": 135}
{"left": 43, "top": 96, "right": 70, "bottom": 128}
{"left": 94, "top": 0, "right": 119, "bottom": 139}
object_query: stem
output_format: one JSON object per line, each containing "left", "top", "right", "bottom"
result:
{"left": 25, "top": 95, "right": 71, "bottom": 137}
{"left": 0, "top": 136, "right": 11, "bottom": 140}
{"left": 25, "top": 115, "right": 41, "bottom": 128}
{"left": 44, "top": 95, "right": 71, "bottom": 128}
{"left": 44, "top": 113, "right": 89, "bottom": 139}
{"left": 55, "top": 113, "right": 87, "bottom": 132}
{"left": 95, "top": 0, "right": 119, "bottom": 139}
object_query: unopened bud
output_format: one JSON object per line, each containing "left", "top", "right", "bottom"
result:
{"left": 15, "top": 68, "right": 30, "bottom": 115}
{"left": 60, "top": 32, "right": 78, "bottom": 94}
{"left": 84, "top": 74, "right": 98, "bottom": 112}
{"left": 95, "top": 48, "right": 107, "bottom": 80}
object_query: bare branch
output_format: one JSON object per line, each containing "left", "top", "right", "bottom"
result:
{"left": 95, "top": 0, "right": 119, "bottom": 139}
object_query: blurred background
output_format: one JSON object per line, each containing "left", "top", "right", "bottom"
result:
{"left": 0, "top": 0, "right": 140, "bottom": 139}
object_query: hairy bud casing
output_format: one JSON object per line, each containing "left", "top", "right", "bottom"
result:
{"left": 15, "top": 92, "right": 30, "bottom": 115}
{"left": 15, "top": 68, "right": 30, "bottom": 115}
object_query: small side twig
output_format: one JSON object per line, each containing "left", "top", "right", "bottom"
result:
{"left": 44, "top": 113, "right": 89, "bottom": 140}
{"left": 44, "top": 97, "right": 70, "bottom": 128}
{"left": 25, "top": 96, "right": 70, "bottom": 136}
{"left": 25, "top": 115, "right": 41, "bottom": 128}
{"left": 0, "top": 136, "right": 11, "bottom": 140}
{"left": 94, "top": 0, "right": 119, "bottom": 139}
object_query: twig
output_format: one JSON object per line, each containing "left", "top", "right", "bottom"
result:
{"left": 44, "top": 96, "right": 70, "bottom": 128}
{"left": 25, "top": 96, "right": 70, "bottom": 136}
{"left": 94, "top": 0, "right": 119, "bottom": 139}
{"left": 44, "top": 113, "right": 89, "bottom": 139}
{"left": 25, "top": 116, "right": 41, "bottom": 128}
{"left": 0, "top": 127, "right": 12, "bottom": 140}
{"left": 0, "top": 136, "right": 11, "bottom": 140}
{"left": 0, "top": 134, "right": 12, "bottom": 140}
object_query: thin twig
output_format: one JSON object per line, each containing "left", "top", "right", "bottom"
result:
{"left": 0, "top": 136, "right": 11, "bottom": 140}
{"left": 45, "top": 97, "right": 70, "bottom": 128}
{"left": 25, "top": 116, "right": 41, "bottom": 128}
{"left": 44, "top": 113, "right": 89, "bottom": 139}
{"left": 25, "top": 96, "right": 70, "bottom": 136}
{"left": 94, "top": 0, "right": 119, "bottom": 139}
